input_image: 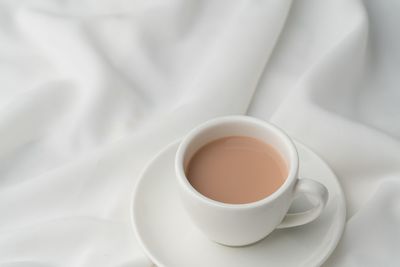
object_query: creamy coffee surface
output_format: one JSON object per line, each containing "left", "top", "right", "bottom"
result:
{"left": 186, "top": 136, "right": 287, "bottom": 204}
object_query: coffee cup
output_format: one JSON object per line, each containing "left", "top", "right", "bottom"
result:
{"left": 175, "top": 116, "right": 328, "bottom": 246}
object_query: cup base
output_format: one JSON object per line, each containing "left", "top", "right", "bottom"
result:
{"left": 211, "top": 234, "right": 269, "bottom": 247}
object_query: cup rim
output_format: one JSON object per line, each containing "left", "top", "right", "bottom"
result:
{"left": 175, "top": 115, "right": 299, "bottom": 210}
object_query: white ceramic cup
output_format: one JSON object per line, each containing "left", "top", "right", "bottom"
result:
{"left": 175, "top": 116, "right": 329, "bottom": 246}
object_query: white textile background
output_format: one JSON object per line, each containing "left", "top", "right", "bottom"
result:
{"left": 0, "top": 0, "right": 399, "bottom": 266}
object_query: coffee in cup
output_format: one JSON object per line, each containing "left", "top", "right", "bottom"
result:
{"left": 175, "top": 116, "right": 328, "bottom": 246}
{"left": 186, "top": 136, "right": 287, "bottom": 204}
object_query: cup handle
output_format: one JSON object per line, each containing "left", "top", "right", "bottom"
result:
{"left": 276, "top": 178, "right": 329, "bottom": 229}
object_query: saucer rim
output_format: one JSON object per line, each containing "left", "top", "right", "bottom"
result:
{"left": 131, "top": 139, "right": 347, "bottom": 267}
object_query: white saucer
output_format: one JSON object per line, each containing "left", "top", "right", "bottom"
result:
{"left": 132, "top": 140, "right": 346, "bottom": 267}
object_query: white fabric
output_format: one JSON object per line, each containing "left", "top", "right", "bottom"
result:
{"left": 0, "top": 0, "right": 399, "bottom": 266}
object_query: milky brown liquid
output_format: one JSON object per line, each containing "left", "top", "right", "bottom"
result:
{"left": 186, "top": 136, "right": 288, "bottom": 204}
